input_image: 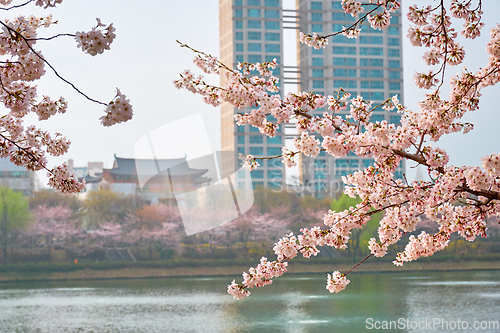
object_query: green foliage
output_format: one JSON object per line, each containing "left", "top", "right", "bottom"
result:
{"left": 331, "top": 194, "right": 382, "bottom": 262}
{"left": 83, "top": 189, "right": 140, "bottom": 227}
{"left": 29, "top": 190, "right": 81, "bottom": 212}
{"left": 0, "top": 187, "right": 31, "bottom": 263}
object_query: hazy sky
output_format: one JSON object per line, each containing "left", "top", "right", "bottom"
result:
{"left": 12, "top": 0, "right": 500, "bottom": 187}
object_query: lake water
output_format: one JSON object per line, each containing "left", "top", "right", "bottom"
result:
{"left": 0, "top": 270, "right": 499, "bottom": 332}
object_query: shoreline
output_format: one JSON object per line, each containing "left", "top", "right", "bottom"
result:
{"left": 1, "top": 259, "right": 499, "bottom": 284}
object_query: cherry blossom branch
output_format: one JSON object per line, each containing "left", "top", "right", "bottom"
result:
{"left": 0, "top": 20, "right": 108, "bottom": 106}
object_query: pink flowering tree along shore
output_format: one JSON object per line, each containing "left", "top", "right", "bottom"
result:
{"left": 0, "top": 0, "right": 133, "bottom": 193}
{"left": 175, "top": 0, "right": 500, "bottom": 299}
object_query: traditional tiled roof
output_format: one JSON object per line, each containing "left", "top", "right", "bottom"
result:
{"left": 105, "top": 155, "right": 210, "bottom": 182}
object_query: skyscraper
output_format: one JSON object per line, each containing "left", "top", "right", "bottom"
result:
{"left": 219, "top": 0, "right": 404, "bottom": 196}
{"left": 296, "top": 0, "right": 405, "bottom": 197}
{"left": 219, "top": 0, "right": 286, "bottom": 190}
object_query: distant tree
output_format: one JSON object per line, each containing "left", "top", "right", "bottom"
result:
{"left": 26, "top": 205, "right": 79, "bottom": 262}
{"left": 30, "top": 190, "right": 82, "bottom": 212}
{"left": 331, "top": 194, "right": 382, "bottom": 263}
{"left": 83, "top": 189, "right": 140, "bottom": 228}
{"left": 123, "top": 204, "right": 182, "bottom": 259}
{"left": 0, "top": 188, "right": 31, "bottom": 263}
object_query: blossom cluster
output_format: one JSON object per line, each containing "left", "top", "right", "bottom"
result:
{"left": 100, "top": 89, "right": 134, "bottom": 127}
{"left": 0, "top": 2, "right": 131, "bottom": 192}
{"left": 175, "top": 1, "right": 500, "bottom": 299}
{"left": 326, "top": 271, "right": 350, "bottom": 293}
{"left": 75, "top": 19, "right": 116, "bottom": 56}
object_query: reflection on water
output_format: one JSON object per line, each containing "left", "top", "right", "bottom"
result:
{"left": 0, "top": 270, "right": 498, "bottom": 332}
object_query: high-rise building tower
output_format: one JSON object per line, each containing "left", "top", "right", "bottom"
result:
{"left": 219, "top": 0, "right": 286, "bottom": 190}
{"left": 219, "top": 0, "right": 405, "bottom": 196}
{"left": 296, "top": 0, "right": 405, "bottom": 197}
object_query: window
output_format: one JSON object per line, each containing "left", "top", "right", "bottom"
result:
{"left": 333, "top": 58, "right": 347, "bottom": 66}
{"left": 361, "top": 81, "right": 369, "bottom": 89}
{"left": 265, "top": 10, "right": 280, "bottom": 18}
{"left": 265, "top": 44, "right": 280, "bottom": 52}
{"left": 236, "top": 43, "right": 243, "bottom": 52}
{"left": 267, "top": 136, "right": 282, "bottom": 144}
{"left": 249, "top": 126, "right": 260, "bottom": 132}
{"left": 332, "top": 1, "right": 343, "bottom": 9}
{"left": 235, "top": 20, "right": 243, "bottom": 29}
{"left": 311, "top": 13, "right": 323, "bottom": 21}
{"left": 360, "top": 47, "right": 383, "bottom": 56}
{"left": 235, "top": 9, "right": 243, "bottom": 17}
{"left": 237, "top": 135, "right": 245, "bottom": 144}
{"left": 388, "top": 38, "right": 399, "bottom": 46}
{"left": 371, "top": 114, "right": 385, "bottom": 122}
{"left": 332, "top": 46, "right": 346, "bottom": 54}
{"left": 311, "top": 1, "right": 322, "bottom": 9}
{"left": 336, "top": 159, "right": 348, "bottom": 168}
{"left": 250, "top": 135, "right": 263, "bottom": 143}
{"left": 333, "top": 80, "right": 356, "bottom": 88}
{"left": 392, "top": 15, "right": 400, "bottom": 24}
{"left": 332, "top": 35, "right": 356, "bottom": 44}
{"left": 388, "top": 49, "right": 400, "bottom": 57}
{"left": 333, "top": 57, "right": 353, "bottom": 67}
{"left": 332, "top": 12, "right": 354, "bottom": 21}
{"left": 370, "top": 70, "right": 384, "bottom": 78}
{"left": 389, "top": 60, "right": 400, "bottom": 68}
{"left": 314, "top": 170, "right": 326, "bottom": 179}
{"left": 248, "top": 54, "right": 262, "bottom": 62}
{"left": 332, "top": 46, "right": 356, "bottom": 54}
{"left": 371, "top": 92, "right": 384, "bottom": 100}
{"left": 390, "top": 115, "right": 401, "bottom": 124}
{"left": 248, "top": 20, "right": 261, "bottom": 29}
{"left": 388, "top": 26, "right": 399, "bottom": 35}
{"left": 265, "top": 21, "right": 280, "bottom": 30}
{"left": 267, "top": 147, "right": 281, "bottom": 155}
{"left": 265, "top": 32, "right": 280, "bottom": 41}
{"left": 250, "top": 147, "right": 263, "bottom": 155}
{"left": 236, "top": 55, "right": 244, "bottom": 62}
{"left": 248, "top": 0, "right": 260, "bottom": 5}
{"left": 248, "top": 43, "right": 261, "bottom": 51}
{"left": 268, "top": 169, "right": 283, "bottom": 179}
{"left": 248, "top": 9, "right": 261, "bottom": 17}
{"left": 312, "top": 58, "right": 324, "bottom": 66}
{"left": 235, "top": 0, "right": 242, "bottom": 5}
{"left": 313, "top": 80, "right": 324, "bottom": 89}
{"left": 359, "top": 36, "right": 383, "bottom": 44}
{"left": 360, "top": 69, "right": 368, "bottom": 78}
{"left": 311, "top": 24, "right": 323, "bottom": 32}
{"left": 389, "top": 71, "right": 400, "bottom": 79}
{"left": 360, "top": 59, "right": 383, "bottom": 67}
{"left": 252, "top": 170, "right": 264, "bottom": 179}
{"left": 265, "top": 55, "right": 280, "bottom": 63}
{"left": 315, "top": 159, "right": 326, "bottom": 167}
{"left": 371, "top": 81, "right": 384, "bottom": 89}
{"left": 312, "top": 48, "right": 323, "bottom": 55}
{"left": 312, "top": 69, "right": 324, "bottom": 77}
{"left": 238, "top": 147, "right": 245, "bottom": 155}
{"left": 235, "top": 32, "right": 243, "bottom": 40}
{"left": 265, "top": 0, "right": 279, "bottom": 6}
{"left": 248, "top": 31, "right": 261, "bottom": 40}
{"left": 334, "top": 68, "right": 347, "bottom": 76}
{"left": 389, "top": 82, "right": 401, "bottom": 90}
{"left": 347, "top": 69, "right": 356, "bottom": 77}
{"left": 332, "top": 23, "right": 343, "bottom": 31}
